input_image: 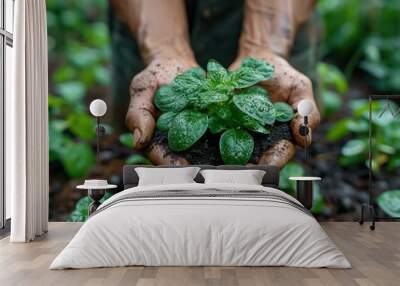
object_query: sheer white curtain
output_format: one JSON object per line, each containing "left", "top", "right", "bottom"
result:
{"left": 7, "top": 0, "right": 49, "bottom": 242}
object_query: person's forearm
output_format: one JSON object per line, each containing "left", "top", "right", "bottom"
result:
{"left": 238, "top": 0, "right": 316, "bottom": 58}
{"left": 110, "top": 0, "right": 194, "bottom": 64}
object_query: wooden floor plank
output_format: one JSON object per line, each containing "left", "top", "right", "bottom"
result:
{"left": 0, "top": 222, "right": 399, "bottom": 286}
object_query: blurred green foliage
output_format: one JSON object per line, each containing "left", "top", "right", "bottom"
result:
{"left": 47, "top": 0, "right": 111, "bottom": 179}
{"left": 68, "top": 192, "right": 114, "bottom": 222}
{"left": 119, "top": 133, "right": 134, "bottom": 148}
{"left": 327, "top": 100, "right": 400, "bottom": 173}
{"left": 317, "top": 62, "right": 349, "bottom": 118}
{"left": 377, "top": 190, "right": 400, "bottom": 217}
{"left": 47, "top": 0, "right": 399, "bottom": 219}
{"left": 118, "top": 134, "right": 153, "bottom": 165}
{"left": 318, "top": 0, "right": 400, "bottom": 218}
{"left": 318, "top": 0, "right": 400, "bottom": 92}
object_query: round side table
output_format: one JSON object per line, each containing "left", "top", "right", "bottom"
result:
{"left": 76, "top": 183, "right": 117, "bottom": 215}
{"left": 289, "top": 177, "right": 321, "bottom": 210}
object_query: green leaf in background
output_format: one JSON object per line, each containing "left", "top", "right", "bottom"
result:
{"left": 311, "top": 184, "right": 325, "bottom": 215}
{"left": 274, "top": 102, "right": 294, "bottom": 122}
{"left": 66, "top": 112, "right": 96, "bottom": 140}
{"left": 60, "top": 10, "right": 82, "bottom": 28}
{"left": 339, "top": 154, "right": 365, "bottom": 167}
{"left": 377, "top": 143, "right": 396, "bottom": 155}
{"left": 377, "top": 190, "right": 400, "bottom": 218}
{"left": 82, "top": 22, "right": 109, "bottom": 46}
{"left": 168, "top": 110, "right": 208, "bottom": 151}
{"left": 317, "top": 62, "right": 348, "bottom": 93}
{"left": 320, "top": 90, "right": 342, "bottom": 118}
{"left": 50, "top": 119, "right": 68, "bottom": 132}
{"left": 208, "top": 115, "right": 226, "bottom": 134}
{"left": 372, "top": 107, "right": 396, "bottom": 127}
{"left": 68, "top": 46, "right": 102, "bottom": 68}
{"left": 369, "top": 153, "right": 389, "bottom": 173}
{"left": 94, "top": 66, "right": 111, "bottom": 86}
{"left": 154, "top": 85, "right": 188, "bottom": 112}
{"left": 125, "top": 154, "right": 152, "bottom": 165}
{"left": 68, "top": 196, "right": 91, "bottom": 222}
{"left": 350, "top": 99, "right": 369, "bottom": 116}
{"left": 341, "top": 139, "right": 367, "bottom": 156}
{"left": 279, "top": 162, "right": 305, "bottom": 196}
{"left": 346, "top": 119, "right": 369, "bottom": 133}
{"left": 207, "top": 59, "right": 228, "bottom": 83}
{"left": 387, "top": 154, "right": 400, "bottom": 172}
{"left": 233, "top": 87, "right": 275, "bottom": 125}
{"left": 49, "top": 120, "right": 68, "bottom": 162}
{"left": 119, "top": 133, "right": 134, "bottom": 148}
{"left": 60, "top": 142, "right": 95, "bottom": 179}
{"left": 351, "top": 100, "right": 391, "bottom": 119}
{"left": 56, "top": 81, "right": 86, "bottom": 105}
{"left": 359, "top": 61, "right": 387, "bottom": 79}
{"left": 48, "top": 94, "right": 66, "bottom": 109}
{"left": 219, "top": 128, "right": 254, "bottom": 165}
{"left": 53, "top": 65, "right": 77, "bottom": 83}
{"left": 326, "top": 119, "right": 350, "bottom": 141}
{"left": 156, "top": 112, "right": 177, "bottom": 132}
{"left": 68, "top": 192, "right": 114, "bottom": 222}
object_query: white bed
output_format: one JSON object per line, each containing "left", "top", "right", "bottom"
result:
{"left": 50, "top": 183, "right": 350, "bottom": 269}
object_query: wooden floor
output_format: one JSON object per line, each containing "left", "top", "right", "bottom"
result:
{"left": 0, "top": 222, "right": 399, "bottom": 286}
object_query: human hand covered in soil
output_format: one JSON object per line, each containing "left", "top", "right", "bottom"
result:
{"left": 229, "top": 0, "right": 320, "bottom": 168}
{"left": 229, "top": 51, "right": 320, "bottom": 167}
{"left": 111, "top": 0, "right": 197, "bottom": 165}
{"left": 126, "top": 56, "right": 198, "bottom": 165}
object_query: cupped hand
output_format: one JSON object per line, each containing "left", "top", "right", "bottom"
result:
{"left": 230, "top": 51, "right": 321, "bottom": 168}
{"left": 126, "top": 56, "right": 197, "bottom": 165}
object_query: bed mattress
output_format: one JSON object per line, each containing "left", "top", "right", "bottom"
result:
{"left": 50, "top": 183, "right": 350, "bottom": 269}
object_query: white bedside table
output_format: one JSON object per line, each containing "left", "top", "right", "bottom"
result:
{"left": 289, "top": 177, "right": 321, "bottom": 210}
{"left": 77, "top": 180, "right": 117, "bottom": 215}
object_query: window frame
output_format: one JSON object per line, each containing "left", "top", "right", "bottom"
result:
{"left": 0, "top": 0, "right": 14, "bottom": 230}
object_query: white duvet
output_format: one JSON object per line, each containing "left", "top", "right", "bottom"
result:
{"left": 50, "top": 183, "right": 350, "bottom": 269}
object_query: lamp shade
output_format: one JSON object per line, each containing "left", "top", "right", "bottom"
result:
{"left": 89, "top": 99, "right": 107, "bottom": 117}
{"left": 298, "top": 99, "right": 314, "bottom": 117}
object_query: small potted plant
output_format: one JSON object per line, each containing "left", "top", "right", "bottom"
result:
{"left": 154, "top": 57, "right": 294, "bottom": 165}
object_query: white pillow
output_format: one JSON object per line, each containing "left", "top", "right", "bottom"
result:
{"left": 200, "top": 169, "right": 266, "bottom": 185}
{"left": 135, "top": 167, "right": 201, "bottom": 186}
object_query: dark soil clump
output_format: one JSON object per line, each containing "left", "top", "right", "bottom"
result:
{"left": 153, "top": 122, "right": 293, "bottom": 165}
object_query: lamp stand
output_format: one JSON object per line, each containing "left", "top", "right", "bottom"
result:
{"left": 95, "top": 117, "right": 106, "bottom": 163}
{"left": 299, "top": 116, "right": 310, "bottom": 175}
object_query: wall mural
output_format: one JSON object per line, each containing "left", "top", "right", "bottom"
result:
{"left": 47, "top": 0, "right": 400, "bottom": 222}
